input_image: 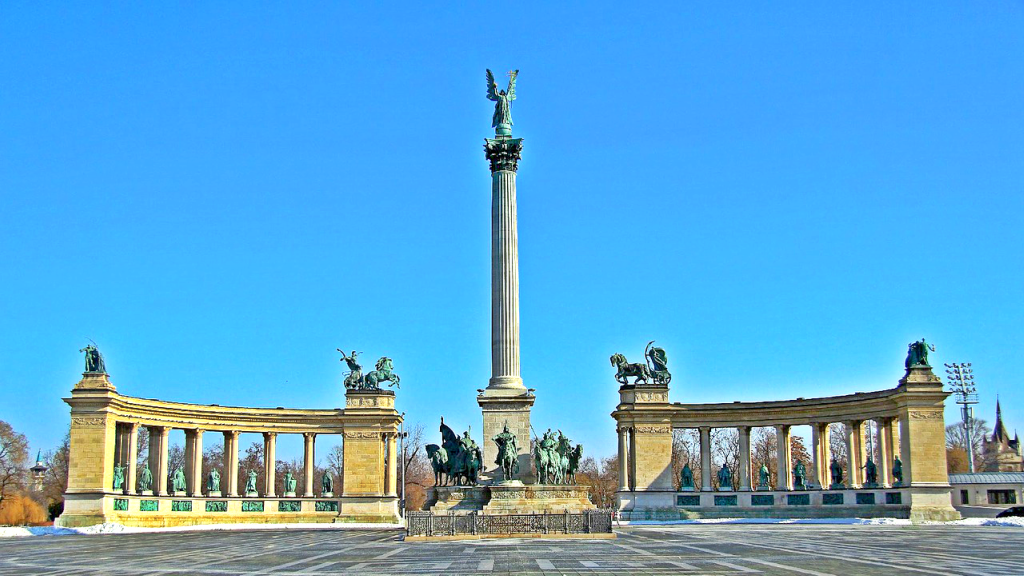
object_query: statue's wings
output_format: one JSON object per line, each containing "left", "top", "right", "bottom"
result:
{"left": 506, "top": 69, "right": 518, "bottom": 100}
{"left": 486, "top": 69, "right": 498, "bottom": 101}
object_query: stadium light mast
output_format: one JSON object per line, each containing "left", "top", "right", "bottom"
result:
{"left": 945, "top": 362, "right": 978, "bottom": 473}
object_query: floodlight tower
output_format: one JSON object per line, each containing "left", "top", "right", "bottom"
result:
{"left": 945, "top": 362, "right": 978, "bottom": 473}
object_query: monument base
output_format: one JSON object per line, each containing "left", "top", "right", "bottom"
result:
{"left": 477, "top": 389, "right": 535, "bottom": 483}
{"left": 425, "top": 484, "right": 596, "bottom": 514}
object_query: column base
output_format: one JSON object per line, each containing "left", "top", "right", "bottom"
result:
{"left": 478, "top": 389, "right": 535, "bottom": 483}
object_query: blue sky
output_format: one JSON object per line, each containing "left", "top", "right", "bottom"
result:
{"left": 1, "top": 3, "right": 1021, "bottom": 462}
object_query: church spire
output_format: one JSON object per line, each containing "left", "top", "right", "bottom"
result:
{"left": 993, "top": 395, "right": 1010, "bottom": 444}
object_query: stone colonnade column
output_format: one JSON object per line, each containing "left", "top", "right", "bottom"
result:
{"left": 775, "top": 425, "right": 792, "bottom": 491}
{"left": 813, "top": 423, "right": 831, "bottom": 488}
{"left": 224, "top": 431, "right": 239, "bottom": 497}
{"left": 153, "top": 426, "right": 169, "bottom": 496}
{"left": 387, "top": 433, "right": 398, "bottom": 497}
{"left": 263, "top": 432, "right": 277, "bottom": 497}
{"left": 628, "top": 428, "right": 638, "bottom": 491}
{"left": 302, "top": 433, "right": 316, "bottom": 498}
{"left": 699, "top": 427, "right": 712, "bottom": 491}
{"left": 737, "top": 426, "right": 751, "bottom": 491}
{"left": 190, "top": 430, "right": 204, "bottom": 496}
{"left": 879, "top": 418, "right": 894, "bottom": 487}
{"left": 126, "top": 423, "right": 139, "bottom": 494}
{"left": 617, "top": 426, "right": 629, "bottom": 491}
{"left": 845, "top": 420, "right": 863, "bottom": 488}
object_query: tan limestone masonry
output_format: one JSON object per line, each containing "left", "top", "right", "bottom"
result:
{"left": 58, "top": 373, "right": 401, "bottom": 528}
{"left": 612, "top": 365, "right": 960, "bottom": 523}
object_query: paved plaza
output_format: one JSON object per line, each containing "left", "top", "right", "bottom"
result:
{"left": 1, "top": 524, "right": 1022, "bottom": 575}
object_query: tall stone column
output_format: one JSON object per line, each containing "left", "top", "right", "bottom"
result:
{"left": 879, "top": 418, "right": 894, "bottom": 487}
{"left": 126, "top": 423, "right": 139, "bottom": 495}
{"left": 189, "top": 430, "right": 204, "bottom": 497}
{"left": 814, "top": 422, "right": 831, "bottom": 488}
{"left": 628, "top": 429, "right": 638, "bottom": 491}
{"left": 154, "top": 427, "right": 169, "bottom": 496}
{"left": 478, "top": 133, "right": 534, "bottom": 482}
{"left": 303, "top": 433, "right": 316, "bottom": 498}
{"left": 737, "top": 426, "right": 751, "bottom": 491}
{"left": 699, "top": 427, "right": 712, "bottom": 491}
{"left": 224, "top": 431, "right": 239, "bottom": 497}
{"left": 775, "top": 425, "right": 792, "bottom": 491}
{"left": 387, "top": 433, "right": 398, "bottom": 496}
{"left": 263, "top": 432, "right": 277, "bottom": 497}
{"left": 617, "top": 426, "right": 629, "bottom": 491}
{"left": 845, "top": 420, "right": 863, "bottom": 488}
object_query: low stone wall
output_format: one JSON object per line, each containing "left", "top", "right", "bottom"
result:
{"left": 425, "top": 484, "right": 596, "bottom": 514}
{"left": 58, "top": 494, "right": 399, "bottom": 528}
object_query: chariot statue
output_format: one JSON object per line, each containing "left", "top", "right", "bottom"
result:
{"left": 611, "top": 341, "right": 672, "bottom": 386}
{"left": 426, "top": 418, "right": 481, "bottom": 486}
{"left": 338, "top": 349, "right": 401, "bottom": 390}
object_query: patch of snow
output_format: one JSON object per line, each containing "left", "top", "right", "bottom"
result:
{"left": 942, "top": 517, "right": 1024, "bottom": 528}
{"left": 620, "top": 518, "right": 912, "bottom": 526}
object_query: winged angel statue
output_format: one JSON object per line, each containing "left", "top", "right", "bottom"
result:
{"left": 486, "top": 68, "right": 518, "bottom": 136}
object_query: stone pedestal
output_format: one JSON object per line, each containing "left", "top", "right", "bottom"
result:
{"left": 321, "top": 491, "right": 333, "bottom": 498}
{"left": 283, "top": 491, "right": 296, "bottom": 497}
{"left": 207, "top": 491, "right": 221, "bottom": 498}
{"left": 424, "top": 484, "right": 596, "bottom": 514}
{"left": 478, "top": 391, "right": 535, "bottom": 482}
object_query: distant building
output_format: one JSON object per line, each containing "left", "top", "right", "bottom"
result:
{"left": 982, "top": 399, "right": 1023, "bottom": 472}
{"left": 29, "top": 450, "right": 46, "bottom": 492}
{"left": 950, "top": 472, "right": 1023, "bottom": 506}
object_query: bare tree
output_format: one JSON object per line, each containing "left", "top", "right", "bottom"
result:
{"left": 710, "top": 428, "right": 739, "bottom": 490}
{"left": 671, "top": 429, "right": 699, "bottom": 488}
{"left": 0, "top": 420, "right": 29, "bottom": 511}
{"left": 238, "top": 441, "right": 264, "bottom": 495}
{"left": 577, "top": 455, "right": 618, "bottom": 508}
{"left": 41, "top": 430, "right": 70, "bottom": 515}
{"left": 946, "top": 418, "right": 992, "bottom": 473}
{"left": 829, "top": 423, "right": 848, "bottom": 468}
{"left": 751, "top": 427, "right": 777, "bottom": 487}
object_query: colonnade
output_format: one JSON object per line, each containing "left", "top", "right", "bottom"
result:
{"left": 617, "top": 419, "right": 901, "bottom": 492}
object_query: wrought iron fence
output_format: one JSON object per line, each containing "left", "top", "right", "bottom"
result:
{"left": 406, "top": 510, "right": 614, "bottom": 538}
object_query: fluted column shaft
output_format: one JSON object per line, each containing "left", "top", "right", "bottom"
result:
{"left": 617, "top": 427, "right": 629, "bottom": 491}
{"left": 699, "top": 427, "right": 712, "bottom": 491}
{"left": 263, "top": 432, "right": 277, "bottom": 497}
{"left": 776, "top": 425, "right": 792, "bottom": 491}
{"left": 489, "top": 168, "right": 523, "bottom": 388}
{"left": 126, "top": 423, "right": 139, "bottom": 495}
{"left": 224, "top": 431, "right": 239, "bottom": 497}
{"left": 303, "top": 433, "right": 316, "bottom": 498}
{"left": 737, "top": 426, "right": 751, "bottom": 491}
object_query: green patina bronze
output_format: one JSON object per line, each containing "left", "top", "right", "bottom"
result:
{"left": 533, "top": 428, "right": 583, "bottom": 485}
{"left": 139, "top": 500, "right": 158, "bottom": 512}
{"left": 426, "top": 418, "right": 481, "bottom": 486}
{"left": 611, "top": 342, "right": 672, "bottom": 387}
{"left": 863, "top": 457, "right": 879, "bottom": 487}
{"left": 245, "top": 470, "right": 258, "bottom": 495}
{"left": 241, "top": 500, "right": 264, "bottom": 512}
{"left": 206, "top": 501, "right": 227, "bottom": 512}
{"left": 717, "top": 463, "right": 732, "bottom": 490}
{"left": 170, "top": 468, "right": 186, "bottom": 494}
{"left": 112, "top": 464, "right": 125, "bottom": 491}
{"left": 680, "top": 463, "right": 694, "bottom": 489}
{"left": 792, "top": 460, "right": 807, "bottom": 489}
{"left": 758, "top": 464, "right": 771, "bottom": 488}
{"left": 79, "top": 343, "right": 106, "bottom": 374}
{"left": 284, "top": 471, "right": 297, "bottom": 494}
{"left": 278, "top": 501, "right": 301, "bottom": 512}
{"left": 485, "top": 69, "right": 518, "bottom": 136}
{"left": 207, "top": 469, "right": 221, "bottom": 493}
{"left": 315, "top": 500, "right": 339, "bottom": 512}
{"left": 321, "top": 471, "right": 334, "bottom": 495}
{"left": 893, "top": 456, "right": 904, "bottom": 486}
{"left": 170, "top": 500, "right": 192, "bottom": 512}
{"left": 113, "top": 498, "right": 128, "bottom": 511}
{"left": 338, "top": 349, "right": 400, "bottom": 390}
{"left": 829, "top": 458, "right": 844, "bottom": 489}
{"left": 492, "top": 421, "right": 520, "bottom": 482}
{"left": 905, "top": 338, "right": 936, "bottom": 368}
{"left": 138, "top": 464, "right": 153, "bottom": 492}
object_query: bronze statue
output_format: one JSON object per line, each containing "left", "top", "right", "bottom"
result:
{"left": 486, "top": 69, "right": 518, "bottom": 136}
{"left": 905, "top": 339, "right": 935, "bottom": 368}
{"left": 717, "top": 463, "right": 732, "bottom": 490}
{"left": 207, "top": 469, "right": 221, "bottom": 493}
{"left": 171, "top": 468, "right": 186, "bottom": 494}
{"left": 610, "top": 353, "right": 652, "bottom": 386}
{"left": 112, "top": 464, "right": 125, "bottom": 491}
{"left": 758, "top": 464, "right": 770, "bottom": 488}
{"left": 893, "top": 456, "right": 903, "bottom": 486}
{"left": 322, "top": 471, "right": 333, "bottom": 495}
{"left": 338, "top": 349, "right": 363, "bottom": 389}
{"left": 138, "top": 464, "right": 153, "bottom": 492}
{"left": 425, "top": 418, "right": 481, "bottom": 486}
{"left": 245, "top": 470, "right": 258, "bottom": 495}
{"left": 829, "top": 458, "right": 844, "bottom": 488}
{"left": 80, "top": 343, "right": 106, "bottom": 374}
{"left": 492, "top": 422, "right": 520, "bottom": 482}
{"left": 864, "top": 457, "right": 878, "bottom": 487}
{"left": 792, "top": 460, "right": 806, "bottom": 489}
{"left": 645, "top": 341, "right": 672, "bottom": 385}
{"left": 680, "top": 463, "right": 695, "bottom": 489}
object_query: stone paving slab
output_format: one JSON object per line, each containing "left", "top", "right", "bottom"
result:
{"left": 1, "top": 524, "right": 1023, "bottom": 575}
